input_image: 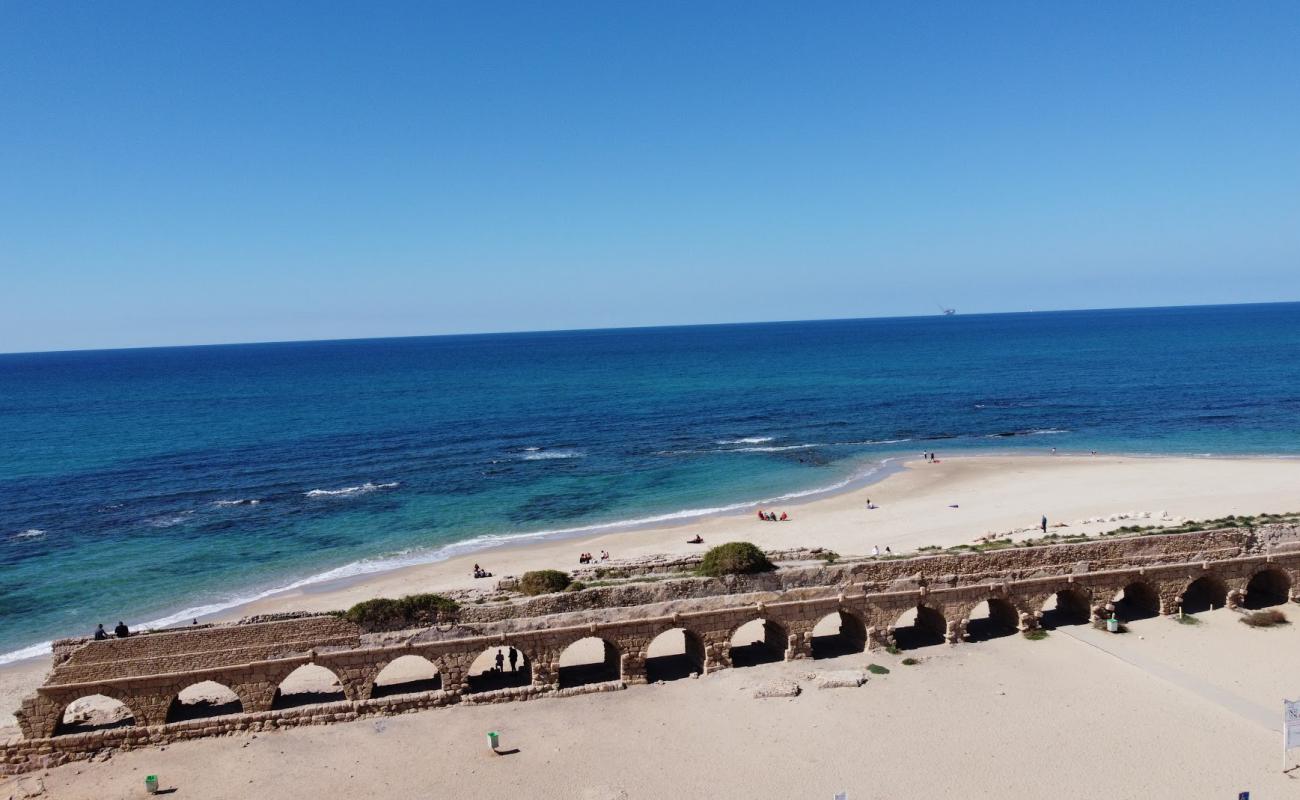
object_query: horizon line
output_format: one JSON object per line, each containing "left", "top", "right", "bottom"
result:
{"left": 3, "top": 299, "right": 1297, "bottom": 357}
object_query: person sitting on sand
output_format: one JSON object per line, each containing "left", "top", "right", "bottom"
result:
{"left": 872, "top": 545, "right": 879, "bottom": 556}
{"left": 93, "top": 623, "right": 107, "bottom": 641}
{"left": 757, "top": 509, "right": 765, "bottom": 521}
{"left": 687, "top": 535, "right": 703, "bottom": 544}
{"left": 779, "top": 511, "right": 788, "bottom": 521}
{"left": 114, "top": 621, "right": 130, "bottom": 638}
{"left": 885, "top": 546, "right": 892, "bottom": 555}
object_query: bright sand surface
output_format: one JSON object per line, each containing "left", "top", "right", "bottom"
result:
{"left": 4, "top": 454, "right": 1300, "bottom": 746}
{"left": 8, "top": 608, "right": 1300, "bottom": 799}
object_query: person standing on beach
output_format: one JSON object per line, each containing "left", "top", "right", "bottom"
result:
{"left": 1041, "top": 515, "right": 1048, "bottom": 533}
{"left": 494, "top": 650, "right": 505, "bottom": 672}
{"left": 508, "top": 647, "right": 519, "bottom": 672}
{"left": 872, "top": 545, "right": 880, "bottom": 556}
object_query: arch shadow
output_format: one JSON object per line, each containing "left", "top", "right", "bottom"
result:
{"left": 811, "top": 611, "right": 867, "bottom": 659}
{"left": 466, "top": 645, "right": 532, "bottom": 693}
{"left": 645, "top": 628, "right": 706, "bottom": 682}
{"left": 558, "top": 637, "right": 621, "bottom": 688}
{"left": 729, "top": 618, "right": 787, "bottom": 667}
{"left": 372, "top": 654, "right": 442, "bottom": 698}
{"left": 272, "top": 663, "right": 347, "bottom": 710}
{"left": 1113, "top": 581, "right": 1160, "bottom": 622}
{"left": 1244, "top": 569, "right": 1291, "bottom": 609}
{"left": 1181, "top": 575, "right": 1228, "bottom": 614}
{"left": 1040, "top": 589, "right": 1091, "bottom": 629}
{"left": 892, "top": 605, "right": 946, "bottom": 650}
{"left": 55, "top": 694, "right": 137, "bottom": 736}
{"left": 166, "top": 680, "right": 244, "bottom": 723}
{"left": 964, "top": 598, "right": 1019, "bottom": 642}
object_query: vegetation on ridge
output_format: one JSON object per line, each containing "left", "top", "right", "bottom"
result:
{"left": 342, "top": 593, "right": 459, "bottom": 631}
{"left": 519, "top": 569, "right": 573, "bottom": 595}
{"left": 696, "top": 542, "right": 775, "bottom": 577}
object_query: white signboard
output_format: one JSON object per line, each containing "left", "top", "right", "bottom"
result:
{"left": 1284, "top": 699, "right": 1300, "bottom": 770}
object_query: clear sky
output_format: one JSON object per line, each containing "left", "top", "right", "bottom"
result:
{"left": 2, "top": 2, "right": 1299, "bottom": 352}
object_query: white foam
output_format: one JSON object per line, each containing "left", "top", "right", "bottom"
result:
{"left": 520, "top": 450, "right": 583, "bottom": 460}
{"left": 0, "top": 640, "right": 55, "bottom": 666}
{"left": 213, "top": 499, "right": 261, "bottom": 507}
{"left": 731, "top": 444, "right": 819, "bottom": 453}
{"left": 148, "top": 511, "right": 195, "bottom": 528}
{"left": 12, "top": 529, "right": 46, "bottom": 540}
{"left": 716, "top": 437, "right": 774, "bottom": 445}
{"left": 304, "top": 481, "right": 400, "bottom": 498}
{"left": 0, "top": 460, "right": 898, "bottom": 669}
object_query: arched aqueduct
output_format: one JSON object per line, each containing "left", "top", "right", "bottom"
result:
{"left": 3, "top": 525, "right": 1297, "bottom": 774}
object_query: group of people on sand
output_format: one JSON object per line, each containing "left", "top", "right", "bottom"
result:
{"left": 579, "top": 551, "right": 609, "bottom": 564}
{"left": 870, "top": 545, "right": 893, "bottom": 557}
{"left": 472, "top": 563, "right": 492, "bottom": 579}
{"left": 93, "top": 621, "right": 131, "bottom": 640}
{"left": 756, "top": 509, "right": 788, "bottom": 522}
{"left": 922, "top": 451, "right": 939, "bottom": 462}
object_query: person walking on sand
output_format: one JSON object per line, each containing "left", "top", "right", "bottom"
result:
{"left": 1041, "top": 514, "right": 1048, "bottom": 533}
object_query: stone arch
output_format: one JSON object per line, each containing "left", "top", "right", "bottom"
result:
{"left": 645, "top": 627, "right": 707, "bottom": 682}
{"left": 728, "top": 618, "right": 788, "bottom": 667}
{"left": 963, "top": 598, "right": 1019, "bottom": 642}
{"left": 1112, "top": 580, "right": 1160, "bottom": 622}
{"left": 1243, "top": 568, "right": 1292, "bottom": 609}
{"left": 1040, "top": 588, "right": 1091, "bottom": 628}
{"left": 1180, "top": 575, "right": 1228, "bottom": 614}
{"left": 891, "top": 604, "right": 947, "bottom": 650}
{"left": 272, "top": 663, "right": 347, "bottom": 710}
{"left": 165, "top": 680, "right": 244, "bottom": 723}
{"left": 372, "top": 654, "right": 442, "bottom": 698}
{"left": 55, "top": 693, "right": 137, "bottom": 736}
{"left": 810, "top": 610, "right": 868, "bottom": 659}
{"left": 466, "top": 644, "right": 532, "bottom": 693}
{"left": 557, "top": 637, "right": 622, "bottom": 688}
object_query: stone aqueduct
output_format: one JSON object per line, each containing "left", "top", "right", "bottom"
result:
{"left": 3, "top": 526, "right": 1298, "bottom": 774}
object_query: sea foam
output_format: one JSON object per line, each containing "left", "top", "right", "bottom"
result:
{"left": 304, "top": 481, "right": 400, "bottom": 498}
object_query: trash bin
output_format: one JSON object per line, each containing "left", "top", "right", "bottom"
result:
{"left": 487, "top": 731, "right": 500, "bottom": 750}
{"left": 144, "top": 775, "right": 159, "bottom": 794}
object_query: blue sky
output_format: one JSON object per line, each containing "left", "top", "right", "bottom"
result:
{"left": 2, "top": 2, "right": 1298, "bottom": 352}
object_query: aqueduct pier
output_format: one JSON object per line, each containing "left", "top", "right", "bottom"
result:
{"left": 4, "top": 526, "right": 1298, "bottom": 774}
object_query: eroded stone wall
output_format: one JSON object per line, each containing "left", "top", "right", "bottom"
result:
{"left": 4, "top": 527, "right": 1297, "bottom": 776}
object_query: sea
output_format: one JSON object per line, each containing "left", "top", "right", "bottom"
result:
{"left": 3, "top": 303, "right": 1300, "bottom": 662}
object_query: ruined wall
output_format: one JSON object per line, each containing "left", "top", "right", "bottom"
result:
{"left": 4, "top": 526, "right": 1297, "bottom": 776}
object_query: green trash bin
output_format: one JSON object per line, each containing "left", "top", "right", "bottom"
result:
{"left": 144, "top": 775, "right": 159, "bottom": 794}
{"left": 487, "top": 731, "right": 500, "bottom": 750}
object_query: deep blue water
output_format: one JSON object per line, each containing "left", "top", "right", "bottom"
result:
{"left": 3, "top": 303, "right": 1300, "bottom": 659}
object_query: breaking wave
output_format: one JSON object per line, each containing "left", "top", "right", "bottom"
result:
{"left": 520, "top": 450, "right": 584, "bottom": 460}
{"left": 11, "top": 529, "right": 46, "bottom": 541}
{"left": 213, "top": 498, "right": 261, "bottom": 507}
{"left": 304, "top": 481, "right": 400, "bottom": 498}
{"left": 716, "top": 436, "right": 774, "bottom": 445}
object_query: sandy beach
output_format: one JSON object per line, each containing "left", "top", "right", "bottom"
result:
{"left": 4, "top": 453, "right": 1300, "bottom": 737}
{"left": 8, "top": 606, "right": 1299, "bottom": 799}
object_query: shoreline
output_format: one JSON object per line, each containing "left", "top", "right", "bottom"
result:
{"left": 7, "top": 451, "right": 1300, "bottom": 730}
{"left": 6, "top": 451, "right": 1300, "bottom": 667}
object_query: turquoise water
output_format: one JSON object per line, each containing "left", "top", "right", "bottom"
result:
{"left": 3, "top": 303, "right": 1300, "bottom": 660}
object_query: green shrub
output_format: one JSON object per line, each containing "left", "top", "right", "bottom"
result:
{"left": 1176, "top": 613, "right": 1201, "bottom": 625}
{"left": 343, "top": 593, "right": 459, "bottom": 631}
{"left": 565, "top": 581, "right": 587, "bottom": 592}
{"left": 866, "top": 663, "right": 890, "bottom": 675}
{"left": 818, "top": 550, "right": 840, "bottom": 565}
{"left": 519, "top": 569, "right": 573, "bottom": 596}
{"left": 1024, "top": 629, "right": 1049, "bottom": 640}
{"left": 901, "top": 657, "right": 919, "bottom": 666}
{"left": 885, "top": 644, "right": 901, "bottom": 655}
{"left": 696, "top": 542, "right": 775, "bottom": 577}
